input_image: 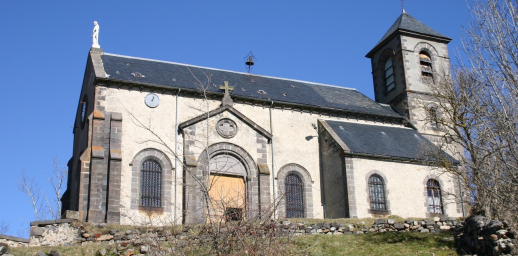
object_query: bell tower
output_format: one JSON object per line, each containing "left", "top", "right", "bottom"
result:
{"left": 366, "top": 11, "right": 451, "bottom": 138}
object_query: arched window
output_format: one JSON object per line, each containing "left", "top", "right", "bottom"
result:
{"left": 420, "top": 51, "right": 433, "bottom": 83}
{"left": 429, "top": 106, "right": 439, "bottom": 129}
{"left": 285, "top": 173, "right": 304, "bottom": 218}
{"left": 140, "top": 159, "right": 162, "bottom": 208}
{"left": 369, "top": 175, "right": 387, "bottom": 211}
{"left": 427, "top": 179, "right": 443, "bottom": 213}
{"left": 384, "top": 58, "right": 395, "bottom": 91}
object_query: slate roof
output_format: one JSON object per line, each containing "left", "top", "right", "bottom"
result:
{"left": 99, "top": 53, "right": 402, "bottom": 118}
{"left": 324, "top": 120, "right": 458, "bottom": 163}
{"left": 367, "top": 12, "right": 451, "bottom": 57}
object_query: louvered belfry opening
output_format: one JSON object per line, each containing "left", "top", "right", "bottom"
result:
{"left": 141, "top": 159, "right": 162, "bottom": 208}
{"left": 420, "top": 51, "right": 434, "bottom": 83}
{"left": 369, "top": 175, "right": 387, "bottom": 211}
{"left": 285, "top": 173, "right": 304, "bottom": 218}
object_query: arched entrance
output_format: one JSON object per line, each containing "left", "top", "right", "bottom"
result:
{"left": 208, "top": 154, "right": 246, "bottom": 221}
{"left": 184, "top": 142, "right": 260, "bottom": 224}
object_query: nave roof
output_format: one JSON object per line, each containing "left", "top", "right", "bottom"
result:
{"left": 96, "top": 52, "right": 403, "bottom": 119}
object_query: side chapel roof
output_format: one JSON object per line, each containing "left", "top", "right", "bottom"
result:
{"left": 321, "top": 120, "right": 458, "bottom": 163}
{"left": 94, "top": 52, "right": 403, "bottom": 119}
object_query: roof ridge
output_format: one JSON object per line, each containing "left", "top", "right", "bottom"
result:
{"left": 325, "top": 119, "right": 412, "bottom": 130}
{"left": 103, "top": 52, "right": 358, "bottom": 92}
{"left": 376, "top": 13, "right": 404, "bottom": 45}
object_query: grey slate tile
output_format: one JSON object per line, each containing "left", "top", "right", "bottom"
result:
{"left": 325, "top": 120, "right": 458, "bottom": 163}
{"left": 100, "top": 54, "right": 402, "bottom": 118}
{"left": 367, "top": 12, "right": 451, "bottom": 56}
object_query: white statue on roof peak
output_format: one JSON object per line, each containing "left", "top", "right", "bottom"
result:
{"left": 92, "top": 21, "right": 100, "bottom": 48}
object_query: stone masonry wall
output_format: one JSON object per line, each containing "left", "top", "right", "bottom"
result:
{"left": 29, "top": 219, "right": 79, "bottom": 247}
{"left": 0, "top": 235, "right": 28, "bottom": 248}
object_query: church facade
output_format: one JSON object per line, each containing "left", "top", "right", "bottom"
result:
{"left": 62, "top": 12, "right": 464, "bottom": 225}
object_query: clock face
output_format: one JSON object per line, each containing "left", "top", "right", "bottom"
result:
{"left": 145, "top": 93, "right": 159, "bottom": 108}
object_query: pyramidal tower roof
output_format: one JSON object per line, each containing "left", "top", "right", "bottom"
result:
{"left": 367, "top": 12, "right": 451, "bottom": 57}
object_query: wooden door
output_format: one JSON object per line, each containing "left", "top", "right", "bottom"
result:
{"left": 208, "top": 174, "right": 246, "bottom": 222}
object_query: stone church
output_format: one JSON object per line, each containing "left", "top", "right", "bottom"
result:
{"left": 61, "top": 12, "right": 465, "bottom": 225}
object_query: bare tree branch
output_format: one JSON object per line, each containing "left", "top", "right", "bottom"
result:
{"left": 422, "top": 0, "right": 518, "bottom": 228}
{"left": 17, "top": 171, "right": 43, "bottom": 221}
{"left": 0, "top": 220, "right": 9, "bottom": 234}
{"left": 45, "top": 156, "right": 67, "bottom": 219}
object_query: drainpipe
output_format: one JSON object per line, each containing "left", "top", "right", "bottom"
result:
{"left": 458, "top": 174, "right": 465, "bottom": 217}
{"left": 174, "top": 89, "right": 181, "bottom": 224}
{"left": 269, "top": 101, "right": 277, "bottom": 219}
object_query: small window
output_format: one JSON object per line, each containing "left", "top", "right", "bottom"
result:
{"left": 420, "top": 52, "right": 433, "bottom": 83}
{"left": 80, "top": 96, "right": 88, "bottom": 129}
{"left": 369, "top": 175, "right": 387, "bottom": 211}
{"left": 429, "top": 107, "right": 439, "bottom": 129}
{"left": 427, "top": 179, "right": 443, "bottom": 213}
{"left": 285, "top": 173, "right": 304, "bottom": 218}
{"left": 384, "top": 58, "right": 395, "bottom": 91}
{"left": 140, "top": 159, "right": 162, "bottom": 208}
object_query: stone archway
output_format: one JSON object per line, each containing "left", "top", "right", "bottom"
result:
{"left": 276, "top": 164, "right": 314, "bottom": 219}
{"left": 130, "top": 149, "right": 174, "bottom": 210}
{"left": 183, "top": 143, "right": 259, "bottom": 224}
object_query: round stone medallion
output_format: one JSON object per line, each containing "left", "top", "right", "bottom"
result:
{"left": 216, "top": 119, "right": 238, "bottom": 138}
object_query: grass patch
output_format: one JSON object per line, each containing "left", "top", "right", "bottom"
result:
{"left": 10, "top": 244, "right": 119, "bottom": 256}
{"left": 289, "top": 231, "right": 457, "bottom": 256}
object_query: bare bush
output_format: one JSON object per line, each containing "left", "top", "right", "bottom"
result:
{"left": 0, "top": 220, "right": 9, "bottom": 234}
{"left": 424, "top": 0, "right": 518, "bottom": 228}
{"left": 17, "top": 157, "right": 68, "bottom": 221}
{"left": 18, "top": 171, "right": 44, "bottom": 221}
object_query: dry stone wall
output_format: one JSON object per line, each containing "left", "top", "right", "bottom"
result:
{"left": 28, "top": 217, "right": 464, "bottom": 247}
{"left": 0, "top": 235, "right": 28, "bottom": 248}
{"left": 21, "top": 216, "right": 518, "bottom": 256}
{"left": 458, "top": 215, "right": 518, "bottom": 256}
{"left": 280, "top": 216, "right": 461, "bottom": 235}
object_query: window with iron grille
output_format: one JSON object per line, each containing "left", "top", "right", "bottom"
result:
{"left": 224, "top": 207, "right": 243, "bottom": 221}
{"left": 285, "top": 173, "right": 304, "bottom": 218}
{"left": 140, "top": 159, "right": 162, "bottom": 208}
{"left": 427, "top": 179, "right": 443, "bottom": 213}
{"left": 369, "top": 175, "right": 387, "bottom": 211}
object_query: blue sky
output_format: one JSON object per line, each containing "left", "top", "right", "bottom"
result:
{"left": 0, "top": 1, "right": 470, "bottom": 237}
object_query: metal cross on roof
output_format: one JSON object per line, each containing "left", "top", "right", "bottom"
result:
{"left": 219, "top": 81, "right": 234, "bottom": 95}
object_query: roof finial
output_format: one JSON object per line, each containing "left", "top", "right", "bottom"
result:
{"left": 244, "top": 51, "right": 256, "bottom": 74}
{"left": 401, "top": 0, "right": 406, "bottom": 13}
